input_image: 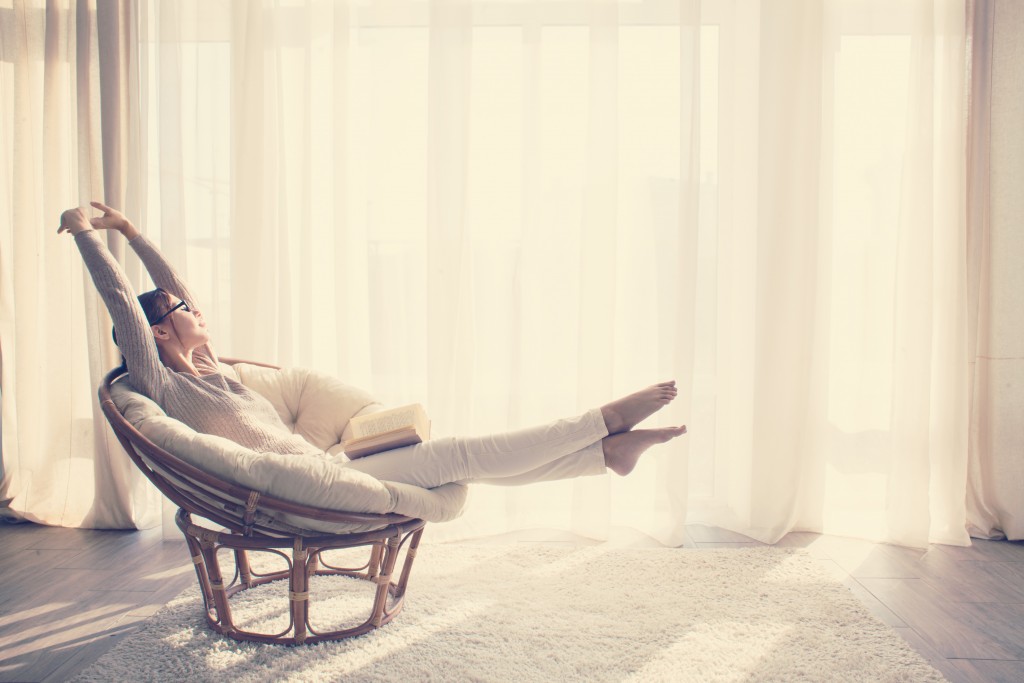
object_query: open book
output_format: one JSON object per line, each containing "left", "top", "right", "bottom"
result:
{"left": 342, "top": 403, "right": 431, "bottom": 459}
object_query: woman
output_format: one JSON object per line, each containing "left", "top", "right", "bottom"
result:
{"left": 59, "top": 202, "right": 686, "bottom": 490}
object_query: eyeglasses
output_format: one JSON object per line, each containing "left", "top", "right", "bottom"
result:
{"left": 151, "top": 300, "right": 190, "bottom": 325}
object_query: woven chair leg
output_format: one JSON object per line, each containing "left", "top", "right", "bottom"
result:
{"left": 236, "top": 549, "right": 253, "bottom": 587}
{"left": 200, "top": 539, "right": 234, "bottom": 633}
{"left": 369, "top": 535, "right": 401, "bottom": 627}
{"left": 307, "top": 551, "right": 320, "bottom": 576}
{"left": 291, "top": 539, "right": 310, "bottom": 644}
{"left": 368, "top": 542, "right": 384, "bottom": 580}
{"left": 393, "top": 527, "right": 424, "bottom": 601}
{"left": 183, "top": 532, "right": 214, "bottom": 610}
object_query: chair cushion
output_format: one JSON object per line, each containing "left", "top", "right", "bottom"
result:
{"left": 109, "top": 363, "right": 467, "bottom": 533}
{"left": 230, "top": 363, "right": 386, "bottom": 459}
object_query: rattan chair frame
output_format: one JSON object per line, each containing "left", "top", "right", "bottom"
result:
{"left": 99, "top": 359, "right": 426, "bottom": 645}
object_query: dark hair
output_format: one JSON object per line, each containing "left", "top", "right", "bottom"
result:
{"left": 112, "top": 288, "right": 177, "bottom": 371}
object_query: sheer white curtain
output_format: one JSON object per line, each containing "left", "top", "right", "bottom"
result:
{"left": 2, "top": 0, "right": 970, "bottom": 548}
{"left": 965, "top": 0, "right": 1024, "bottom": 542}
{"left": 134, "top": 0, "right": 968, "bottom": 547}
{"left": 711, "top": 0, "right": 968, "bottom": 547}
{"left": 0, "top": 0, "right": 158, "bottom": 528}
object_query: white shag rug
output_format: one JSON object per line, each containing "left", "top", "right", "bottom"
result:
{"left": 75, "top": 544, "right": 945, "bottom": 683}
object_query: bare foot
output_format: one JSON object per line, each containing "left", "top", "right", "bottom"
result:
{"left": 600, "top": 381, "right": 677, "bottom": 434}
{"left": 603, "top": 426, "right": 687, "bottom": 476}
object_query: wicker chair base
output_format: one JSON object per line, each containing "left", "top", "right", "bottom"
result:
{"left": 177, "top": 509, "right": 426, "bottom": 645}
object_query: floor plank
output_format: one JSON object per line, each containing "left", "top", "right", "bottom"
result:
{"left": 919, "top": 558, "right": 1024, "bottom": 603}
{"left": 857, "top": 577, "right": 1019, "bottom": 660}
{"left": 895, "top": 627, "right": 972, "bottom": 683}
{"left": 0, "top": 523, "right": 85, "bottom": 552}
{"left": 38, "top": 613, "right": 153, "bottom": 683}
{"left": 843, "top": 580, "right": 908, "bottom": 628}
{"left": 934, "top": 539, "right": 1024, "bottom": 562}
{"left": 0, "top": 567, "right": 119, "bottom": 619}
{"left": 804, "top": 536, "right": 924, "bottom": 579}
{"left": 949, "top": 658, "right": 1024, "bottom": 683}
{"left": 953, "top": 601, "right": 1024, "bottom": 660}
{"left": 0, "top": 525, "right": 195, "bottom": 683}
{"left": 0, "top": 592, "right": 143, "bottom": 682}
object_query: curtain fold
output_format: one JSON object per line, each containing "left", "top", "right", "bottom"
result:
{"left": 684, "top": 0, "right": 969, "bottom": 547}
{"left": 2, "top": 0, "right": 978, "bottom": 548}
{"left": 965, "top": 0, "right": 1024, "bottom": 541}
{"left": 1, "top": 0, "right": 155, "bottom": 529}
{"left": 747, "top": 0, "right": 827, "bottom": 543}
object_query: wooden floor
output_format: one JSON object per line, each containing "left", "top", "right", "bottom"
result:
{"left": 1, "top": 522, "right": 1022, "bottom": 683}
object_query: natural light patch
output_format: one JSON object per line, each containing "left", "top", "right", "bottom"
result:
{"left": 330, "top": 596, "right": 496, "bottom": 676}
{"left": 0, "top": 601, "right": 69, "bottom": 627}
{"left": 522, "top": 544, "right": 612, "bottom": 578}
{"left": 8, "top": 603, "right": 129, "bottom": 647}
{"left": 27, "top": 457, "right": 96, "bottom": 528}
{"left": 760, "top": 552, "right": 831, "bottom": 586}
{"left": 822, "top": 462, "right": 888, "bottom": 540}
{"left": 828, "top": 35, "right": 911, "bottom": 434}
{"left": 624, "top": 622, "right": 793, "bottom": 682}
{"left": 141, "top": 564, "right": 192, "bottom": 582}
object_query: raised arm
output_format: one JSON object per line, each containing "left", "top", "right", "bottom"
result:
{"left": 59, "top": 207, "right": 167, "bottom": 396}
{"left": 90, "top": 202, "right": 199, "bottom": 307}
{"left": 89, "top": 202, "right": 219, "bottom": 371}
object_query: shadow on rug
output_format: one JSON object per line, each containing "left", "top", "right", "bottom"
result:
{"left": 74, "top": 545, "right": 945, "bottom": 682}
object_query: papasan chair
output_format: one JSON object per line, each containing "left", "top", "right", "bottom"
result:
{"left": 99, "top": 358, "right": 467, "bottom": 645}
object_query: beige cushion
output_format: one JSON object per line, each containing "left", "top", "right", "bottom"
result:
{"left": 230, "top": 363, "right": 386, "bottom": 459}
{"left": 110, "top": 363, "right": 467, "bottom": 533}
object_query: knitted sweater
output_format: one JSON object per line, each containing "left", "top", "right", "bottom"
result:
{"left": 76, "top": 230, "right": 321, "bottom": 457}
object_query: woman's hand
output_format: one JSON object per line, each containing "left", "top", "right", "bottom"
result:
{"left": 89, "top": 201, "right": 140, "bottom": 239}
{"left": 57, "top": 207, "right": 92, "bottom": 236}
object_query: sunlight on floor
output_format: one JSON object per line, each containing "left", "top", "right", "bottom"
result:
{"left": 1, "top": 602, "right": 132, "bottom": 654}
{"left": 0, "top": 600, "right": 68, "bottom": 626}
{"left": 761, "top": 553, "right": 835, "bottom": 586}
{"left": 140, "top": 564, "right": 192, "bottom": 581}
{"left": 328, "top": 595, "right": 498, "bottom": 678}
{"left": 623, "top": 622, "right": 793, "bottom": 682}
{"left": 523, "top": 544, "right": 616, "bottom": 578}
{"left": 799, "top": 533, "right": 876, "bottom": 564}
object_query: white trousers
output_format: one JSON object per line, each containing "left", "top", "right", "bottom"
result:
{"left": 343, "top": 408, "right": 609, "bottom": 489}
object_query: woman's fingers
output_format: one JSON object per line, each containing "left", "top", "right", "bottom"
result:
{"left": 90, "top": 200, "right": 114, "bottom": 213}
{"left": 58, "top": 207, "right": 91, "bottom": 235}
{"left": 89, "top": 217, "right": 119, "bottom": 231}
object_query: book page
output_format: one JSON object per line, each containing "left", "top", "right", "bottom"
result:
{"left": 353, "top": 408, "right": 418, "bottom": 439}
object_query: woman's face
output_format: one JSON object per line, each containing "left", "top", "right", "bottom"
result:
{"left": 153, "top": 299, "right": 210, "bottom": 351}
